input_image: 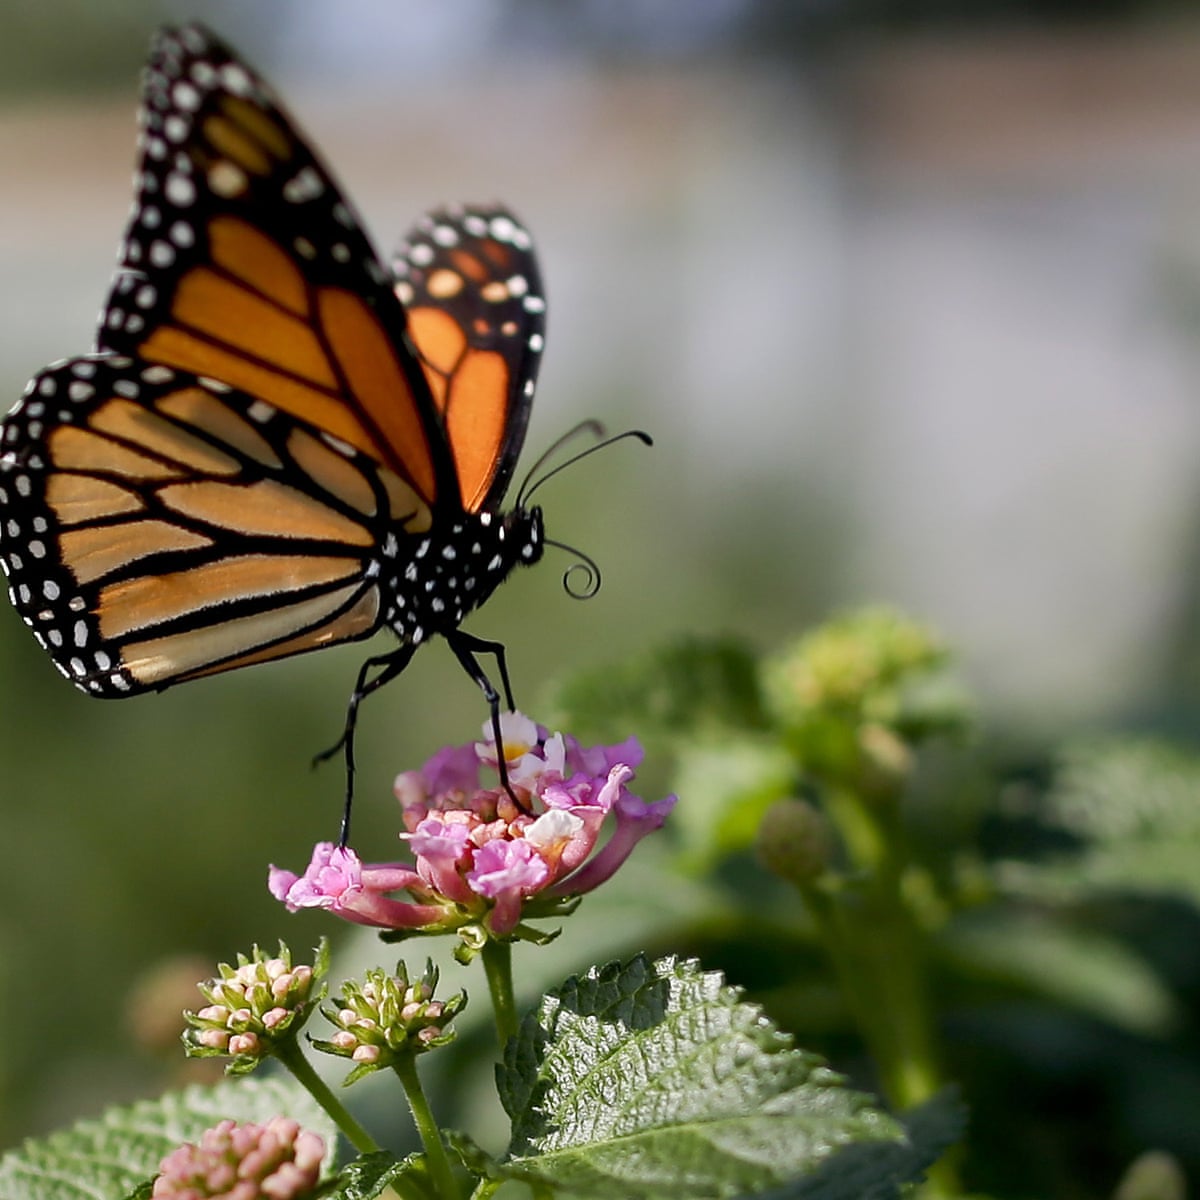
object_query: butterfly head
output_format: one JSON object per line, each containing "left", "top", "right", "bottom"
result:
{"left": 509, "top": 503, "right": 545, "bottom": 570}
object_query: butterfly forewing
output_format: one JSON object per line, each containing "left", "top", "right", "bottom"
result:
{"left": 394, "top": 205, "right": 546, "bottom": 513}
{"left": 1, "top": 20, "right": 553, "bottom": 786}
{"left": 97, "top": 24, "right": 456, "bottom": 506}
{"left": 0, "top": 355, "right": 433, "bottom": 695}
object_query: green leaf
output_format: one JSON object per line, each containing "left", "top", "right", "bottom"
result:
{"left": 758, "top": 1088, "right": 968, "bottom": 1199}
{"left": 0, "top": 1076, "right": 338, "bottom": 1200}
{"left": 942, "top": 910, "right": 1179, "bottom": 1036}
{"left": 329, "top": 1150, "right": 435, "bottom": 1200}
{"left": 996, "top": 737, "right": 1200, "bottom": 908}
{"left": 670, "top": 737, "right": 794, "bottom": 869}
{"left": 496, "top": 955, "right": 905, "bottom": 1198}
{"left": 544, "top": 635, "right": 768, "bottom": 743}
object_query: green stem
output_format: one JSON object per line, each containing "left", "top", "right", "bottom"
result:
{"left": 811, "top": 785, "right": 959, "bottom": 1197}
{"left": 480, "top": 939, "right": 518, "bottom": 1047}
{"left": 823, "top": 783, "right": 889, "bottom": 875}
{"left": 273, "top": 1039, "right": 379, "bottom": 1155}
{"left": 394, "top": 1052, "right": 462, "bottom": 1200}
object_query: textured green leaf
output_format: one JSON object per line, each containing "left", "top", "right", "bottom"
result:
{"left": 0, "top": 1076, "right": 338, "bottom": 1200}
{"left": 996, "top": 737, "right": 1200, "bottom": 908}
{"left": 329, "top": 1150, "right": 433, "bottom": 1200}
{"left": 544, "top": 635, "right": 768, "bottom": 743}
{"left": 1045, "top": 738, "right": 1200, "bottom": 842}
{"left": 498, "top": 955, "right": 904, "bottom": 1198}
{"left": 757, "top": 1088, "right": 967, "bottom": 1199}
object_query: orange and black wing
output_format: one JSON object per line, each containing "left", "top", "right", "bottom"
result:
{"left": 97, "top": 23, "right": 458, "bottom": 508}
{"left": 0, "top": 355, "right": 430, "bottom": 696}
{"left": 394, "top": 204, "right": 545, "bottom": 513}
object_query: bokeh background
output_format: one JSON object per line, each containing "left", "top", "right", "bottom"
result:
{"left": 4, "top": 0, "right": 1200, "bottom": 1191}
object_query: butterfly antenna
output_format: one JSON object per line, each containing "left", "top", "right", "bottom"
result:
{"left": 515, "top": 419, "right": 605, "bottom": 508}
{"left": 518, "top": 428, "right": 653, "bottom": 509}
{"left": 544, "top": 537, "right": 603, "bottom": 599}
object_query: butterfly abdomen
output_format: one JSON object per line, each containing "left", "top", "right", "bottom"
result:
{"left": 382, "top": 506, "right": 543, "bottom": 646}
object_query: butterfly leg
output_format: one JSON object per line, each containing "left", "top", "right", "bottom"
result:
{"left": 449, "top": 629, "right": 517, "bottom": 709}
{"left": 314, "top": 644, "right": 418, "bottom": 846}
{"left": 446, "top": 630, "right": 523, "bottom": 809}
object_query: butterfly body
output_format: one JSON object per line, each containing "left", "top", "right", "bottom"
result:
{"left": 377, "top": 507, "right": 544, "bottom": 650}
{"left": 0, "top": 24, "right": 553, "bottom": 815}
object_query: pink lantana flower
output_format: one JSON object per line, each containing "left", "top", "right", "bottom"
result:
{"left": 268, "top": 843, "right": 446, "bottom": 931}
{"left": 270, "top": 713, "right": 676, "bottom": 941}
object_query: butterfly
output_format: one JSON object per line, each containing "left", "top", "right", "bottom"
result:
{"left": 0, "top": 24, "right": 566, "bottom": 841}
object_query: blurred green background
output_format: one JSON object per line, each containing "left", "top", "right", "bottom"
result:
{"left": 5, "top": 0, "right": 1200, "bottom": 1192}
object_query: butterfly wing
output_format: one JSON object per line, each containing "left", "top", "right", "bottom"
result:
{"left": 0, "top": 355, "right": 436, "bottom": 696}
{"left": 0, "top": 25, "right": 551, "bottom": 703}
{"left": 98, "top": 23, "right": 458, "bottom": 508}
{"left": 394, "top": 205, "right": 546, "bottom": 513}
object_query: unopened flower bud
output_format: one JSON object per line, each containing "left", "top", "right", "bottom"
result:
{"left": 757, "top": 799, "right": 834, "bottom": 887}
{"left": 858, "top": 722, "right": 913, "bottom": 792}
{"left": 228, "top": 1032, "right": 260, "bottom": 1056}
{"left": 262, "top": 1008, "right": 290, "bottom": 1030}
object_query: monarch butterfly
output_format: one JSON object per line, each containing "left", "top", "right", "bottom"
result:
{"left": 0, "top": 24, "right": 640, "bottom": 840}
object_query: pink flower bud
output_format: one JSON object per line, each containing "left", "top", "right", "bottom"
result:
{"left": 228, "top": 1032, "right": 260, "bottom": 1056}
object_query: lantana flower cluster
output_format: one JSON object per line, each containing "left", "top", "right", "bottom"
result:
{"left": 152, "top": 1116, "right": 325, "bottom": 1200}
{"left": 183, "top": 943, "right": 325, "bottom": 1071}
{"left": 270, "top": 713, "right": 676, "bottom": 941}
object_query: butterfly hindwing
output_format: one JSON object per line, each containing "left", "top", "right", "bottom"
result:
{"left": 0, "top": 355, "right": 437, "bottom": 696}
{"left": 97, "top": 23, "right": 456, "bottom": 507}
{"left": 394, "top": 204, "right": 546, "bottom": 513}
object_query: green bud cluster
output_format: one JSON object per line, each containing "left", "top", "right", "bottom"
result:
{"left": 183, "top": 941, "right": 327, "bottom": 1072}
{"left": 314, "top": 960, "right": 465, "bottom": 1084}
{"left": 761, "top": 606, "right": 966, "bottom": 792}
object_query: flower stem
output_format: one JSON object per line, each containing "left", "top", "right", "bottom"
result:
{"left": 480, "top": 939, "right": 518, "bottom": 1047}
{"left": 394, "top": 1052, "right": 463, "bottom": 1200}
{"left": 813, "top": 785, "right": 960, "bottom": 1197}
{"left": 274, "top": 1039, "right": 379, "bottom": 1156}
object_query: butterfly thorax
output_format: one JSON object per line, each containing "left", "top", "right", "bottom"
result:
{"left": 380, "top": 506, "right": 543, "bottom": 646}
